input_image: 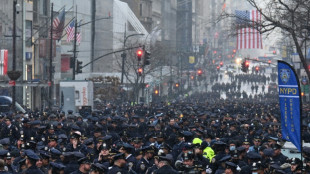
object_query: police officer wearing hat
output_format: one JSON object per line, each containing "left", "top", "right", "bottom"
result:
{"left": 0, "top": 117, "right": 19, "bottom": 144}
{"left": 153, "top": 155, "right": 178, "bottom": 174}
{"left": 107, "top": 153, "right": 128, "bottom": 174}
{"left": 291, "top": 158, "right": 302, "bottom": 174}
{"left": 136, "top": 146, "right": 155, "bottom": 174}
{"left": 71, "top": 157, "right": 92, "bottom": 174}
{"left": 24, "top": 150, "right": 44, "bottom": 174}
{"left": 119, "top": 143, "right": 137, "bottom": 172}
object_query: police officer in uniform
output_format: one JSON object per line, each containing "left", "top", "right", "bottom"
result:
{"left": 24, "top": 150, "right": 44, "bottom": 174}
{"left": 119, "top": 143, "right": 137, "bottom": 172}
{"left": 136, "top": 146, "right": 155, "bottom": 174}
{"left": 0, "top": 118, "right": 19, "bottom": 144}
{"left": 107, "top": 153, "right": 128, "bottom": 174}
{"left": 70, "top": 157, "right": 92, "bottom": 174}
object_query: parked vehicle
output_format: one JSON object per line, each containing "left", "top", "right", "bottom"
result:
{"left": 0, "top": 96, "right": 26, "bottom": 113}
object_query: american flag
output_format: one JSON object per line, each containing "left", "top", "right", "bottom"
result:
{"left": 77, "top": 32, "right": 81, "bottom": 44}
{"left": 235, "top": 10, "right": 263, "bottom": 50}
{"left": 65, "top": 20, "right": 75, "bottom": 42}
{"left": 52, "top": 9, "right": 65, "bottom": 40}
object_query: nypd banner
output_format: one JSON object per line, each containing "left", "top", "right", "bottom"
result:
{"left": 278, "top": 60, "right": 301, "bottom": 151}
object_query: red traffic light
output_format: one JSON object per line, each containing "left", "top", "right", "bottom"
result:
{"left": 233, "top": 49, "right": 236, "bottom": 53}
{"left": 245, "top": 61, "right": 250, "bottom": 67}
{"left": 273, "top": 50, "right": 276, "bottom": 55}
{"left": 137, "top": 49, "right": 143, "bottom": 61}
{"left": 146, "top": 84, "right": 150, "bottom": 88}
{"left": 255, "top": 66, "right": 259, "bottom": 71}
{"left": 268, "top": 60, "right": 271, "bottom": 64}
{"left": 217, "top": 66, "right": 220, "bottom": 70}
{"left": 213, "top": 50, "right": 217, "bottom": 54}
{"left": 197, "top": 69, "right": 203, "bottom": 76}
{"left": 220, "top": 61, "right": 223, "bottom": 66}
{"left": 137, "top": 67, "right": 143, "bottom": 75}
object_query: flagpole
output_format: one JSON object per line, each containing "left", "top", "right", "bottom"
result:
{"left": 49, "top": 3, "right": 53, "bottom": 110}
{"left": 72, "top": 5, "right": 77, "bottom": 80}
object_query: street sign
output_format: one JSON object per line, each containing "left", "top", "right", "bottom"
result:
{"left": 9, "top": 80, "right": 15, "bottom": 86}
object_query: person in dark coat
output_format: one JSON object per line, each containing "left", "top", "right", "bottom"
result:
{"left": 70, "top": 157, "right": 92, "bottom": 174}
{"left": 107, "top": 153, "right": 128, "bottom": 174}
{"left": 0, "top": 159, "right": 10, "bottom": 174}
{"left": 153, "top": 155, "right": 178, "bottom": 174}
{"left": 24, "top": 150, "right": 44, "bottom": 174}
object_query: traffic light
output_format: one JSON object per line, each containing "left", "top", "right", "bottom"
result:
{"left": 197, "top": 69, "right": 203, "bottom": 76}
{"left": 191, "top": 75, "right": 194, "bottom": 80}
{"left": 220, "top": 61, "right": 223, "bottom": 67}
{"left": 255, "top": 66, "right": 259, "bottom": 73}
{"left": 144, "top": 51, "right": 151, "bottom": 65}
{"left": 76, "top": 60, "right": 83, "bottom": 74}
{"left": 268, "top": 60, "right": 271, "bottom": 64}
{"left": 137, "top": 67, "right": 143, "bottom": 76}
{"left": 216, "top": 66, "right": 220, "bottom": 71}
{"left": 175, "top": 83, "right": 179, "bottom": 88}
{"left": 241, "top": 60, "right": 249, "bottom": 73}
{"left": 137, "top": 49, "right": 143, "bottom": 61}
{"left": 145, "top": 84, "right": 150, "bottom": 88}
{"left": 273, "top": 50, "right": 276, "bottom": 55}
{"left": 233, "top": 49, "right": 236, "bottom": 53}
{"left": 154, "top": 89, "right": 159, "bottom": 95}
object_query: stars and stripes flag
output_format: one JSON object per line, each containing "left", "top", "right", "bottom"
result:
{"left": 77, "top": 32, "right": 81, "bottom": 44}
{"left": 52, "top": 9, "right": 65, "bottom": 40}
{"left": 66, "top": 20, "right": 75, "bottom": 42}
{"left": 235, "top": 10, "right": 263, "bottom": 50}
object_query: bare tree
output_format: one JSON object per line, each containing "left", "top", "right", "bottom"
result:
{"left": 221, "top": 0, "right": 310, "bottom": 80}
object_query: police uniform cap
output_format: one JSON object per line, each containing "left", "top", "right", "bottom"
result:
{"left": 113, "top": 153, "right": 125, "bottom": 161}
{"left": 49, "top": 114, "right": 56, "bottom": 118}
{"left": 236, "top": 146, "right": 246, "bottom": 152}
{"left": 84, "top": 138, "right": 94, "bottom": 146}
{"left": 48, "top": 124, "right": 55, "bottom": 130}
{"left": 22, "top": 118, "right": 29, "bottom": 123}
{"left": 48, "top": 135, "right": 58, "bottom": 142}
{"left": 142, "top": 146, "right": 155, "bottom": 153}
{"left": 67, "top": 110, "right": 73, "bottom": 114}
{"left": 30, "top": 120, "right": 41, "bottom": 125}
{"left": 291, "top": 158, "right": 302, "bottom": 165}
{"left": 219, "top": 155, "right": 231, "bottom": 162}
{"left": 247, "top": 151, "right": 261, "bottom": 160}
{"left": 99, "top": 143, "right": 110, "bottom": 151}
{"left": 73, "top": 152, "right": 85, "bottom": 159}
{"left": 15, "top": 114, "right": 21, "bottom": 119}
{"left": 160, "top": 143, "right": 172, "bottom": 150}
{"left": 78, "top": 157, "right": 91, "bottom": 164}
{"left": 243, "top": 138, "right": 250, "bottom": 145}
{"left": 50, "top": 162, "right": 66, "bottom": 170}
{"left": 225, "top": 161, "right": 237, "bottom": 169}
{"left": 71, "top": 131, "right": 82, "bottom": 139}
{"left": 121, "top": 143, "right": 134, "bottom": 150}
{"left": 183, "top": 143, "right": 194, "bottom": 150}
{"left": 181, "top": 131, "right": 193, "bottom": 137}
{"left": 214, "top": 141, "right": 226, "bottom": 146}
{"left": 182, "top": 152, "right": 194, "bottom": 160}
{"left": 70, "top": 124, "right": 80, "bottom": 131}
{"left": 269, "top": 136, "right": 278, "bottom": 141}
{"left": 25, "top": 150, "right": 40, "bottom": 161}
{"left": 5, "top": 117, "right": 12, "bottom": 121}
{"left": 0, "top": 150, "right": 8, "bottom": 157}
{"left": 50, "top": 148, "right": 61, "bottom": 156}
{"left": 158, "top": 154, "right": 173, "bottom": 163}
{"left": 0, "top": 138, "right": 10, "bottom": 145}
{"left": 272, "top": 143, "right": 282, "bottom": 150}
{"left": 40, "top": 151, "right": 50, "bottom": 159}
{"left": 58, "top": 134, "right": 67, "bottom": 140}
{"left": 157, "top": 132, "right": 165, "bottom": 138}
{"left": 91, "top": 163, "right": 107, "bottom": 172}
{"left": 133, "top": 137, "right": 142, "bottom": 143}
{"left": 28, "top": 137, "right": 36, "bottom": 144}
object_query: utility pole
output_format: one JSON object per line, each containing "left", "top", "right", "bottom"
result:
{"left": 91, "top": 0, "right": 96, "bottom": 72}
{"left": 49, "top": 3, "right": 53, "bottom": 110}
{"left": 12, "top": 0, "right": 17, "bottom": 112}
{"left": 72, "top": 6, "right": 77, "bottom": 80}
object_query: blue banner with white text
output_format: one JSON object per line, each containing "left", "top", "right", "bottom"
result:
{"left": 278, "top": 61, "right": 301, "bottom": 151}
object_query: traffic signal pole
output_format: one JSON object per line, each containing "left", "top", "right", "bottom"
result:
{"left": 72, "top": 6, "right": 77, "bottom": 80}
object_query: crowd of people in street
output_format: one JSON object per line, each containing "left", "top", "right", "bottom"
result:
{"left": 0, "top": 93, "right": 309, "bottom": 174}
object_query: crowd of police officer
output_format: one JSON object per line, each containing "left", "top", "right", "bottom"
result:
{"left": 0, "top": 95, "right": 309, "bottom": 174}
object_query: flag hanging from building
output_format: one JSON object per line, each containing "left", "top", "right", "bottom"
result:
{"left": 77, "top": 32, "right": 81, "bottom": 44}
{"left": 222, "top": 0, "right": 226, "bottom": 11}
{"left": 0, "top": 50, "right": 8, "bottom": 75}
{"left": 235, "top": 10, "right": 263, "bottom": 49}
{"left": 66, "top": 20, "right": 75, "bottom": 42}
{"left": 278, "top": 60, "right": 302, "bottom": 152}
{"left": 52, "top": 8, "right": 65, "bottom": 40}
